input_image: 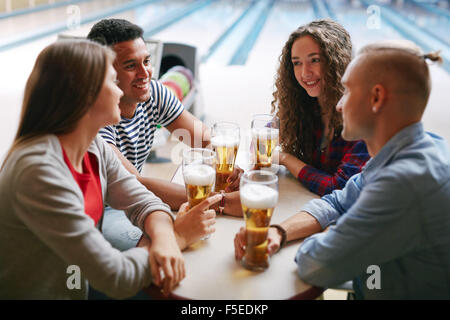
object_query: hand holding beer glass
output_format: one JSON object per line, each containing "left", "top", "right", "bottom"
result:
{"left": 252, "top": 114, "right": 280, "bottom": 170}
{"left": 182, "top": 148, "right": 216, "bottom": 207}
{"left": 251, "top": 114, "right": 280, "bottom": 170}
{"left": 211, "top": 122, "right": 240, "bottom": 192}
{"left": 239, "top": 170, "right": 278, "bottom": 271}
{"left": 182, "top": 148, "right": 216, "bottom": 240}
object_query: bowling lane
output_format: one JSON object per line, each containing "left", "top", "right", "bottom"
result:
{"left": 147, "top": 0, "right": 247, "bottom": 59}
{"left": 396, "top": 0, "right": 450, "bottom": 45}
{"left": 327, "top": 0, "right": 404, "bottom": 52}
{"left": 246, "top": 0, "right": 315, "bottom": 69}
{"left": 0, "top": 0, "right": 132, "bottom": 39}
{"left": 326, "top": 0, "right": 450, "bottom": 141}
{"left": 134, "top": 0, "right": 195, "bottom": 31}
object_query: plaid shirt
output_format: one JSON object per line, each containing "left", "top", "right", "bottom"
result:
{"left": 297, "top": 121, "right": 370, "bottom": 196}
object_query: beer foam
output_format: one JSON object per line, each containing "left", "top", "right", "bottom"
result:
{"left": 183, "top": 164, "right": 215, "bottom": 186}
{"left": 240, "top": 184, "right": 278, "bottom": 209}
{"left": 252, "top": 127, "right": 279, "bottom": 140}
{"left": 211, "top": 135, "right": 240, "bottom": 147}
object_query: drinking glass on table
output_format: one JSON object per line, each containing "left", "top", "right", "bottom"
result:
{"left": 182, "top": 148, "right": 216, "bottom": 240}
{"left": 239, "top": 170, "right": 279, "bottom": 271}
{"left": 251, "top": 114, "right": 279, "bottom": 170}
{"left": 211, "top": 121, "right": 240, "bottom": 192}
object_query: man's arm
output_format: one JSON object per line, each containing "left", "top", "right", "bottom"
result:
{"left": 266, "top": 174, "right": 360, "bottom": 252}
{"left": 165, "top": 110, "right": 211, "bottom": 148}
{"left": 108, "top": 144, "right": 187, "bottom": 210}
{"left": 234, "top": 208, "right": 323, "bottom": 261}
{"left": 295, "top": 173, "right": 418, "bottom": 289}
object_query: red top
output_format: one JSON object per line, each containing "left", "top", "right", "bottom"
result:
{"left": 62, "top": 146, "right": 103, "bottom": 226}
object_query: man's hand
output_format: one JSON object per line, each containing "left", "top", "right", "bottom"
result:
{"left": 209, "top": 191, "right": 243, "bottom": 217}
{"left": 234, "top": 226, "right": 282, "bottom": 261}
{"left": 174, "top": 194, "right": 223, "bottom": 250}
{"left": 225, "top": 166, "right": 244, "bottom": 192}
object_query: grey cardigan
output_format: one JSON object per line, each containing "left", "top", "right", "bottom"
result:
{"left": 0, "top": 134, "right": 173, "bottom": 299}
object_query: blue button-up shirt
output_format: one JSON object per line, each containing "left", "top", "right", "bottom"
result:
{"left": 295, "top": 122, "right": 450, "bottom": 299}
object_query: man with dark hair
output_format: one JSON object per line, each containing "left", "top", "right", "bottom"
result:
{"left": 87, "top": 18, "right": 144, "bottom": 46}
{"left": 87, "top": 19, "right": 219, "bottom": 252}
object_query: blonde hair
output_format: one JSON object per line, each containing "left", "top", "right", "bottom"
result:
{"left": 1, "top": 39, "right": 115, "bottom": 169}
{"left": 271, "top": 19, "right": 352, "bottom": 163}
{"left": 358, "top": 40, "right": 442, "bottom": 110}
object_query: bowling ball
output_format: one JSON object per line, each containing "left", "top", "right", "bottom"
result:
{"left": 161, "top": 79, "right": 183, "bottom": 101}
{"left": 168, "top": 65, "right": 194, "bottom": 88}
{"left": 161, "top": 71, "right": 190, "bottom": 97}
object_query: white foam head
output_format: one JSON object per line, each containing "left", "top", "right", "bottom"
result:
{"left": 183, "top": 164, "right": 215, "bottom": 186}
{"left": 240, "top": 183, "right": 278, "bottom": 209}
{"left": 211, "top": 135, "right": 240, "bottom": 147}
{"left": 252, "top": 127, "right": 279, "bottom": 140}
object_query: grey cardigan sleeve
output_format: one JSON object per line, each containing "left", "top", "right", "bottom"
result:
{"left": 96, "top": 136, "right": 175, "bottom": 229}
{"left": 12, "top": 157, "right": 152, "bottom": 299}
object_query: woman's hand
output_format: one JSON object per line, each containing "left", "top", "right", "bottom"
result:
{"left": 174, "top": 194, "right": 223, "bottom": 250}
{"left": 271, "top": 148, "right": 286, "bottom": 166}
{"left": 142, "top": 211, "right": 186, "bottom": 297}
{"left": 147, "top": 235, "right": 185, "bottom": 297}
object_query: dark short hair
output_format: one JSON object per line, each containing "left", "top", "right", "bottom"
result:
{"left": 87, "top": 19, "right": 144, "bottom": 46}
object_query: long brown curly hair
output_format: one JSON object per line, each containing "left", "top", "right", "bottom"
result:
{"left": 271, "top": 19, "right": 352, "bottom": 164}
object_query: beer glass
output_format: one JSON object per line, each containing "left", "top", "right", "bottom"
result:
{"left": 182, "top": 148, "right": 216, "bottom": 208}
{"left": 211, "top": 122, "right": 240, "bottom": 192}
{"left": 240, "top": 170, "right": 279, "bottom": 271}
{"left": 251, "top": 114, "right": 279, "bottom": 170}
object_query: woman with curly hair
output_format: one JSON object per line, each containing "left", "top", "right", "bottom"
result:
{"left": 272, "top": 19, "right": 370, "bottom": 196}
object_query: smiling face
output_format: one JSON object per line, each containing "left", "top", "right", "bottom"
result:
{"left": 291, "top": 35, "right": 322, "bottom": 98}
{"left": 113, "top": 38, "right": 152, "bottom": 109}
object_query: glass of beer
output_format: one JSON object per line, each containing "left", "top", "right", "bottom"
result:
{"left": 251, "top": 114, "right": 279, "bottom": 170}
{"left": 211, "top": 122, "right": 240, "bottom": 192}
{"left": 240, "top": 170, "right": 279, "bottom": 271}
{"left": 182, "top": 148, "right": 216, "bottom": 208}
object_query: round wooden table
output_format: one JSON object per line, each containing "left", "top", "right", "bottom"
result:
{"left": 146, "top": 163, "right": 323, "bottom": 300}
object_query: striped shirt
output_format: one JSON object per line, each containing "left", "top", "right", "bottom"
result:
{"left": 100, "top": 80, "right": 184, "bottom": 173}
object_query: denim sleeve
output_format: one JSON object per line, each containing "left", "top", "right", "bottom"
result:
{"left": 301, "top": 173, "right": 363, "bottom": 229}
{"left": 295, "top": 171, "right": 420, "bottom": 288}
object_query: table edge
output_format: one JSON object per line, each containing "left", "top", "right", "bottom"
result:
{"left": 144, "top": 284, "right": 324, "bottom": 300}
